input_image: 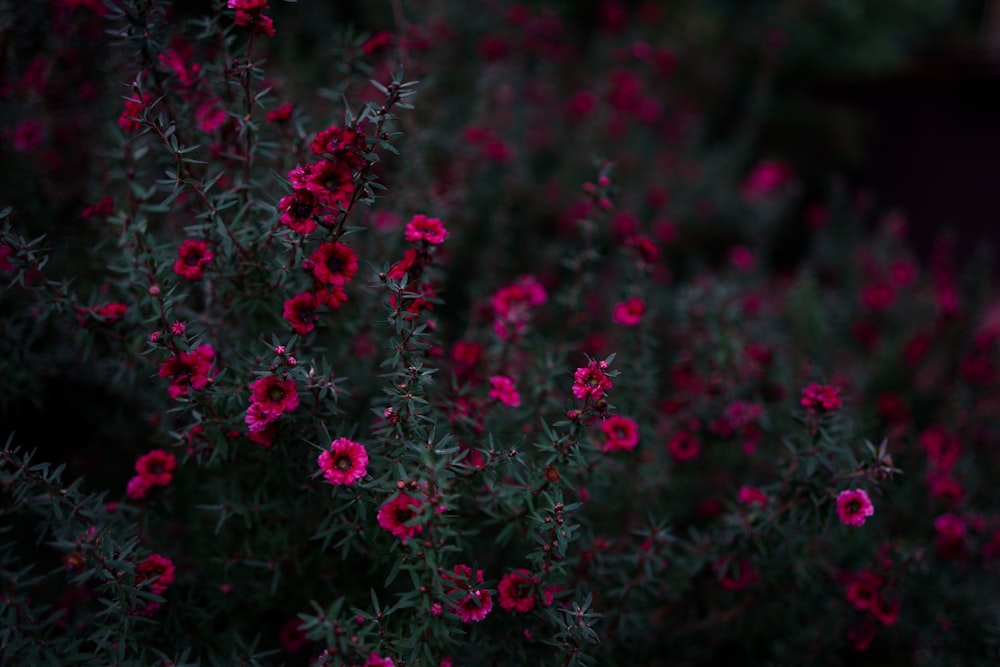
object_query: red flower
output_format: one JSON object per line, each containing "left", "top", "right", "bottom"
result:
{"left": 135, "top": 449, "right": 177, "bottom": 487}
{"left": 612, "top": 297, "right": 646, "bottom": 326}
{"left": 249, "top": 375, "right": 299, "bottom": 420}
{"left": 737, "top": 485, "right": 767, "bottom": 508}
{"left": 173, "top": 239, "right": 213, "bottom": 280}
{"left": 488, "top": 375, "right": 520, "bottom": 408}
{"left": 377, "top": 492, "right": 424, "bottom": 543}
{"left": 136, "top": 553, "right": 175, "bottom": 596}
{"left": 308, "top": 241, "right": 358, "bottom": 286}
{"left": 278, "top": 189, "right": 321, "bottom": 235}
{"left": 667, "top": 430, "right": 700, "bottom": 462}
{"left": 845, "top": 571, "right": 883, "bottom": 611}
{"left": 572, "top": 359, "right": 612, "bottom": 401}
{"left": 317, "top": 438, "right": 369, "bottom": 486}
{"left": 310, "top": 123, "right": 366, "bottom": 168}
{"left": 404, "top": 214, "right": 449, "bottom": 245}
{"left": 836, "top": 489, "right": 874, "bottom": 527}
{"left": 498, "top": 569, "right": 548, "bottom": 613}
{"left": 800, "top": 383, "right": 842, "bottom": 414}
{"left": 600, "top": 415, "right": 639, "bottom": 452}
{"left": 283, "top": 291, "right": 320, "bottom": 335}
{"left": 442, "top": 564, "right": 493, "bottom": 623}
{"left": 158, "top": 344, "right": 215, "bottom": 399}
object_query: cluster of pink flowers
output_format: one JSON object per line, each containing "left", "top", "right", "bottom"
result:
{"left": 800, "top": 383, "right": 843, "bottom": 414}
{"left": 491, "top": 275, "right": 547, "bottom": 341}
{"left": 441, "top": 564, "right": 493, "bottom": 623}
{"left": 158, "top": 344, "right": 215, "bottom": 400}
{"left": 284, "top": 123, "right": 366, "bottom": 227}
{"left": 317, "top": 438, "right": 369, "bottom": 486}
{"left": 126, "top": 449, "right": 178, "bottom": 500}
{"left": 836, "top": 488, "right": 875, "bottom": 527}
{"left": 244, "top": 374, "right": 299, "bottom": 444}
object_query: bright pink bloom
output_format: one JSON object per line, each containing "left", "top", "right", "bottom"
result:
{"left": 572, "top": 360, "right": 612, "bottom": 401}
{"left": 249, "top": 375, "right": 298, "bottom": 419}
{"left": 488, "top": 375, "right": 520, "bottom": 407}
{"left": 667, "top": 430, "right": 700, "bottom": 462}
{"left": 135, "top": 449, "right": 177, "bottom": 486}
{"left": 308, "top": 241, "right": 358, "bottom": 286}
{"left": 195, "top": 99, "right": 226, "bottom": 133}
{"left": 442, "top": 564, "right": 493, "bottom": 623}
{"left": 498, "top": 569, "right": 547, "bottom": 613}
{"left": 310, "top": 124, "right": 366, "bottom": 167}
{"left": 377, "top": 492, "right": 424, "bottom": 542}
{"left": 404, "top": 214, "right": 449, "bottom": 245}
{"left": 283, "top": 291, "right": 320, "bottom": 335}
{"left": 612, "top": 297, "right": 646, "bottom": 326}
{"left": 836, "top": 489, "right": 874, "bottom": 527}
{"left": 173, "top": 239, "right": 213, "bottom": 280}
{"left": 317, "top": 438, "right": 369, "bottom": 486}
{"left": 800, "top": 383, "right": 842, "bottom": 414}
{"left": 158, "top": 344, "right": 215, "bottom": 399}
{"left": 600, "top": 415, "right": 639, "bottom": 452}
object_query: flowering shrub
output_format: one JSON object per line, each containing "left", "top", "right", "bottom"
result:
{"left": 2, "top": 1, "right": 999, "bottom": 666}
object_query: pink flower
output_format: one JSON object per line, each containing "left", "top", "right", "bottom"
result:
{"left": 249, "top": 375, "right": 299, "bottom": 419}
{"left": 377, "top": 492, "right": 424, "bottom": 543}
{"left": 173, "top": 239, "right": 213, "bottom": 280}
{"left": 283, "top": 291, "right": 320, "bottom": 335}
{"left": 488, "top": 375, "right": 520, "bottom": 407}
{"left": 135, "top": 449, "right": 177, "bottom": 487}
{"left": 845, "top": 571, "right": 883, "bottom": 611}
{"left": 404, "top": 214, "right": 449, "bottom": 245}
{"left": 612, "top": 297, "right": 646, "bottom": 326}
{"left": 667, "top": 430, "right": 700, "bottom": 462}
{"left": 317, "top": 438, "right": 369, "bottom": 486}
{"left": 278, "top": 189, "right": 321, "bottom": 235}
{"left": 800, "top": 383, "right": 842, "bottom": 414}
{"left": 737, "top": 486, "right": 767, "bottom": 508}
{"left": 228, "top": 0, "right": 267, "bottom": 9}
{"left": 836, "top": 489, "right": 874, "bottom": 527}
{"left": 728, "top": 245, "right": 756, "bottom": 271}
{"left": 308, "top": 241, "right": 358, "bottom": 286}
{"left": 491, "top": 276, "right": 547, "bottom": 340}
{"left": 195, "top": 99, "right": 226, "bottom": 133}
{"left": 158, "top": 344, "right": 215, "bottom": 399}
{"left": 266, "top": 102, "right": 294, "bottom": 123}
{"left": 136, "top": 553, "right": 175, "bottom": 596}
{"left": 363, "top": 653, "right": 395, "bottom": 667}
{"left": 442, "top": 564, "right": 493, "bottom": 623}
{"left": 572, "top": 360, "right": 612, "bottom": 401}
{"left": 126, "top": 474, "right": 153, "bottom": 500}
{"left": 118, "top": 93, "right": 152, "bottom": 132}
{"left": 600, "top": 415, "right": 639, "bottom": 452}
{"left": 498, "top": 569, "right": 548, "bottom": 613}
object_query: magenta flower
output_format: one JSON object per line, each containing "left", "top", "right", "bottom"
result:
{"left": 612, "top": 297, "right": 646, "bottom": 326}
{"left": 572, "top": 360, "right": 612, "bottom": 401}
{"left": 308, "top": 240, "right": 358, "bottom": 287}
{"left": 836, "top": 489, "right": 875, "bottom": 527}
{"left": 488, "top": 375, "right": 521, "bottom": 408}
{"left": 317, "top": 438, "right": 369, "bottom": 486}
{"left": 600, "top": 415, "right": 639, "bottom": 452}
{"left": 173, "top": 239, "right": 213, "bottom": 280}
{"left": 800, "top": 383, "right": 843, "bottom": 414}
{"left": 404, "top": 214, "right": 449, "bottom": 245}
{"left": 249, "top": 375, "right": 299, "bottom": 419}
{"left": 377, "top": 492, "right": 424, "bottom": 543}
